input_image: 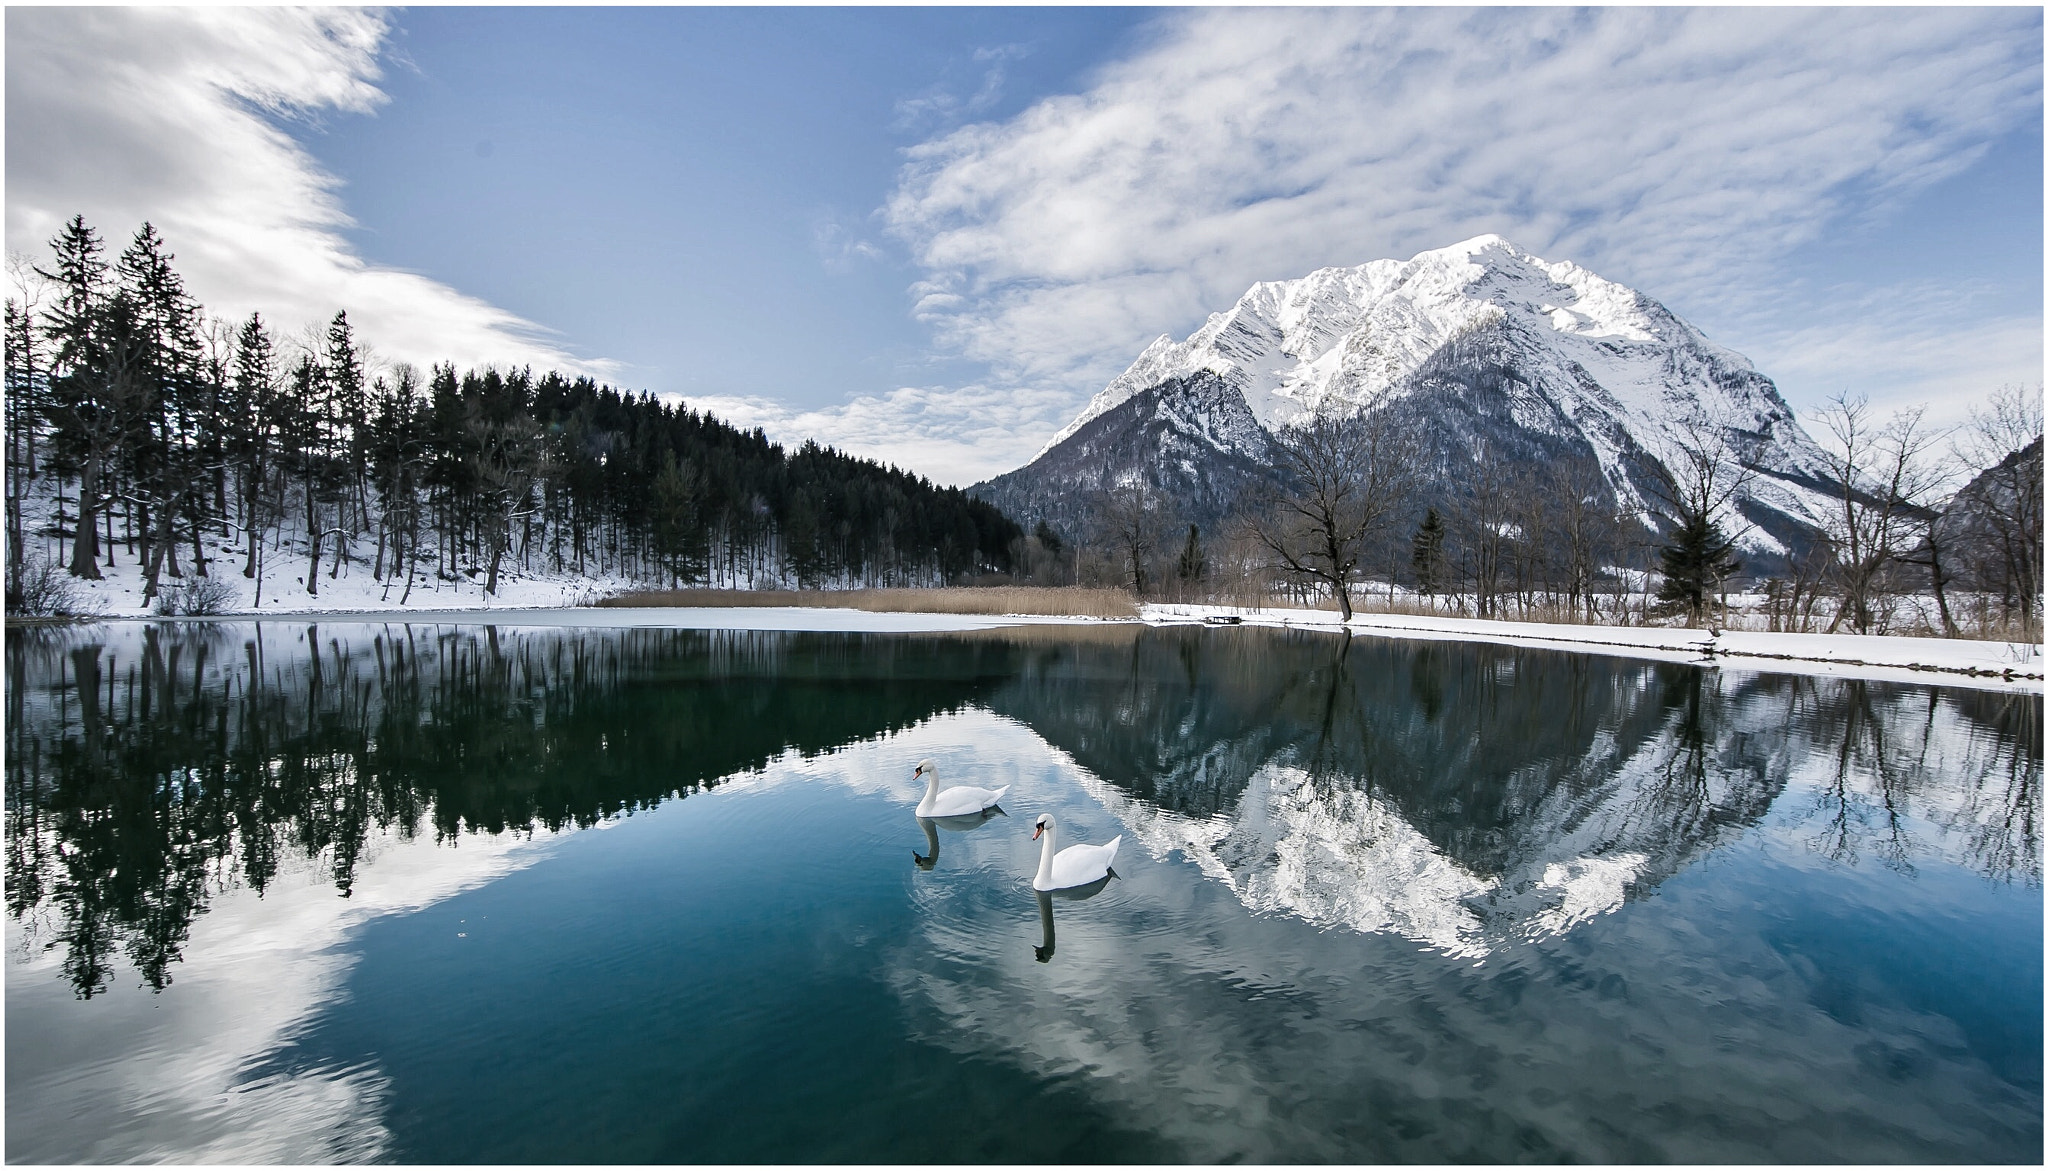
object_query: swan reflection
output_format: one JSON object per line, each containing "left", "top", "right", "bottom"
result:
{"left": 1032, "top": 873, "right": 1114, "bottom": 963}
{"left": 911, "top": 808, "right": 1007, "bottom": 870}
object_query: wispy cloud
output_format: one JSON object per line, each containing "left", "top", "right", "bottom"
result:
{"left": 684, "top": 381, "right": 1077, "bottom": 488}
{"left": 4, "top": 7, "right": 610, "bottom": 377}
{"left": 1748, "top": 302, "right": 2043, "bottom": 430}
{"left": 891, "top": 42, "right": 1031, "bottom": 133}
{"left": 885, "top": 7, "right": 2042, "bottom": 418}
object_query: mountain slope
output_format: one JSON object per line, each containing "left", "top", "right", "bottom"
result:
{"left": 980, "top": 235, "right": 1839, "bottom": 554}
{"left": 975, "top": 371, "right": 1274, "bottom": 535}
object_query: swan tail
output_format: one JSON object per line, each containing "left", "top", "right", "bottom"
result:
{"left": 1104, "top": 835, "right": 1123, "bottom": 866}
{"left": 986, "top": 785, "right": 1010, "bottom": 807}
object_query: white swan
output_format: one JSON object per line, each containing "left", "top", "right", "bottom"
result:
{"left": 913, "top": 758, "right": 1008, "bottom": 819}
{"left": 1031, "top": 813, "right": 1122, "bottom": 892}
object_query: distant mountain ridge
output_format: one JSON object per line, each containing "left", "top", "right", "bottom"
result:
{"left": 977, "top": 235, "right": 1840, "bottom": 556}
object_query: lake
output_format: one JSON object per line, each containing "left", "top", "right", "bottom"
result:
{"left": 4, "top": 618, "right": 2040, "bottom": 1163}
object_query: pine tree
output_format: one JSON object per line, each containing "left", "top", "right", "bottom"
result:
{"left": 117, "top": 223, "right": 208, "bottom": 598}
{"left": 1411, "top": 507, "right": 1447, "bottom": 597}
{"left": 5, "top": 298, "right": 43, "bottom": 598}
{"left": 325, "top": 311, "right": 369, "bottom": 536}
{"left": 1175, "top": 523, "right": 1206, "bottom": 585}
{"left": 230, "top": 314, "right": 278, "bottom": 583}
{"left": 1655, "top": 513, "right": 1739, "bottom": 627}
{"left": 36, "top": 216, "right": 112, "bottom": 578}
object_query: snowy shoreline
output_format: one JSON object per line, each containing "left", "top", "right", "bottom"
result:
{"left": 1144, "top": 603, "right": 2044, "bottom": 693}
{"left": 24, "top": 598, "right": 2041, "bottom": 693}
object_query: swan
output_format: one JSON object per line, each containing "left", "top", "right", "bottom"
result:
{"left": 913, "top": 758, "right": 1008, "bottom": 819}
{"left": 1031, "top": 813, "right": 1121, "bottom": 892}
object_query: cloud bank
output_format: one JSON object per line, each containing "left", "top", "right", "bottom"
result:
{"left": 874, "top": 6, "right": 2040, "bottom": 472}
{"left": 688, "top": 381, "right": 1077, "bottom": 488}
{"left": 5, "top": 7, "right": 605, "bottom": 376}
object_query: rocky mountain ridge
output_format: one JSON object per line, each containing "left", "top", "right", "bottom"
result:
{"left": 977, "top": 235, "right": 1842, "bottom": 556}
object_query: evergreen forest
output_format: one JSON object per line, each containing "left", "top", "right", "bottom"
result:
{"left": 4, "top": 217, "right": 1021, "bottom": 611}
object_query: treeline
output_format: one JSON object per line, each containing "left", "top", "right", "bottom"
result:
{"left": 1045, "top": 394, "right": 2043, "bottom": 640}
{"left": 3, "top": 217, "right": 1020, "bottom": 612}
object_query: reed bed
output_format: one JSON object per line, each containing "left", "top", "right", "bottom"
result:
{"left": 597, "top": 586, "right": 1140, "bottom": 619}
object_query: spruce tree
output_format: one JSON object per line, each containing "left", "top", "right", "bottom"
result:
{"left": 1655, "top": 513, "right": 1739, "bottom": 627}
{"left": 1176, "top": 523, "right": 1206, "bottom": 585}
{"left": 1411, "top": 507, "right": 1447, "bottom": 597}
{"left": 230, "top": 315, "right": 278, "bottom": 582}
{"left": 37, "top": 216, "right": 111, "bottom": 578}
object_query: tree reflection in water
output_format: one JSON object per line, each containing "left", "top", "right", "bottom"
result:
{"left": 5, "top": 620, "right": 2038, "bottom": 998}
{"left": 4, "top": 622, "right": 1020, "bottom": 998}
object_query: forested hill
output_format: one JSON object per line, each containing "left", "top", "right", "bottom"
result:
{"left": 4, "top": 217, "right": 1020, "bottom": 610}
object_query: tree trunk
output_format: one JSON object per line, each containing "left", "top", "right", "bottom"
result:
{"left": 243, "top": 477, "right": 261, "bottom": 578}
{"left": 305, "top": 484, "right": 321, "bottom": 598}
{"left": 189, "top": 496, "right": 208, "bottom": 577}
{"left": 69, "top": 457, "right": 102, "bottom": 579}
{"left": 142, "top": 496, "right": 181, "bottom": 604}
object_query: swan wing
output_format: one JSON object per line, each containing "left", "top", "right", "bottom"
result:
{"left": 1049, "top": 837, "right": 1121, "bottom": 889}
{"left": 924, "top": 784, "right": 1003, "bottom": 817}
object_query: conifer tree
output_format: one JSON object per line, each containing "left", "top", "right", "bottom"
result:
{"left": 1411, "top": 507, "right": 1447, "bottom": 597}
{"left": 37, "top": 216, "right": 112, "bottom": 578}
{"left": 1655, "top": 513, "right": 1739, "bottom": 626}
{"left": 1175, "top": 523, "right": 1206, "bottom": 585}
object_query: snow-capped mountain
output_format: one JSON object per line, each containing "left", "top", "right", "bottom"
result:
{"left": 978, "top": 235, "right": 1840, "bottom": 555}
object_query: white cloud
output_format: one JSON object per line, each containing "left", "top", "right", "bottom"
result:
{"left": 4, "top": 7, "right": 610, "bottom": 377}
{"left": 891, "top": 42, "right": 1030, "bottom": 133}
{"left": 684, "top": 381, "right": 1077, "bottom": 487}
{"left": 884, "top": 7, "right": 2041, "bottom": 432}
{"left": 1748, "top": 302, "right": 2044, "bottom": 431}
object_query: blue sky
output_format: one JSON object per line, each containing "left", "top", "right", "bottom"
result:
{"left": 8, "top": 7, "right": 2042, "bottom": 484}
{"left": 308, "top": 7, "right": 1156, "bottom": 402}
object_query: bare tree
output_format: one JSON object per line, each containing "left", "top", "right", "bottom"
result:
{"left": 1453, "top": 449, "right": 1517, "bottom": 619}
{"left": 1242, "top": 407, "right": 1416, "bottom": 620}
{"left": 1098, "top": 479, "right": 1167, "bottom": 596}
{"left": 1548, "top": 462, "right": 1626, "bottom": 621}
{"left": 1949, "top": 384, "right": 2043, "bottom": 636}
{"left": 1814, "top": 394, "right": 1946, "bottom": 635}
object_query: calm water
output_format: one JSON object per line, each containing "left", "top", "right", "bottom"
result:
{"left": 4, "top": 619, "right": 2040, "bottom": 1163}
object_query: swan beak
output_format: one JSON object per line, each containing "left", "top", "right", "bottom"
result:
{"left": 913, "top": 766, "right": 923, "bottom": 778}
{"left": 1031, "top": 825, "right": 1043, "bottom": 840}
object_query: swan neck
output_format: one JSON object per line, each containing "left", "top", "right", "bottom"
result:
{"left": 1035, "top": 823, "right": 1058, "bottom": 886}
{"left": 921, "top": 772, "right": 940, "bottom": 800}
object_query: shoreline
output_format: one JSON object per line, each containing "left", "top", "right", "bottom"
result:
{"left": 16, "top": 601, "right": 2040, "bottom": 693}
{"left": 1145, "top": 603, "right": 2045, "bottom": 692}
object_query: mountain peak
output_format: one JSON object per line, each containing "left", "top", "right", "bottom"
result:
{"left": 1434, "top": 232, "right": 1521, "bottom": 257}
{"left": 993, "top": 236, "right": 1840, "bottom": 557}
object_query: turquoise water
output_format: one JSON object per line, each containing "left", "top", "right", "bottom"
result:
{"left": 5, "top": 621, "right": 2040, "bottom": 1162}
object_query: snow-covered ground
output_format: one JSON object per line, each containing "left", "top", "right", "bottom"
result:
{"left": 10, "top": 482, "right": 639, "bottom": 616}
{"left": 206, "top": 606, "right": 1117, "bottom": 634}
{"left": 17, "top": 501, "right": 2039, "bottom": 691}
{"left": 1142, "top": 603, "right": 2044, "bottom": 692}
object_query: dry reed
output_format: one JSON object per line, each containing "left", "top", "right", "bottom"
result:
{"left": 597, "top": 586, "right": 1139, "bottom": 619}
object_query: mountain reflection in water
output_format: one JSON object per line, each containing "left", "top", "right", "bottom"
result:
{"left": 5, "top": 621, "right": 2038, "bottom": 1001}
{"left": 9, "top": 619, "right": 2042, "bottom": 1162}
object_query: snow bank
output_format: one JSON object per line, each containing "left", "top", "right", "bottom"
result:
{"left": 214, "top": 606, "right": 1113, "bottom": 634}
{"left": 1143, "top": 603, "right": 2044, "bottom": 693}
